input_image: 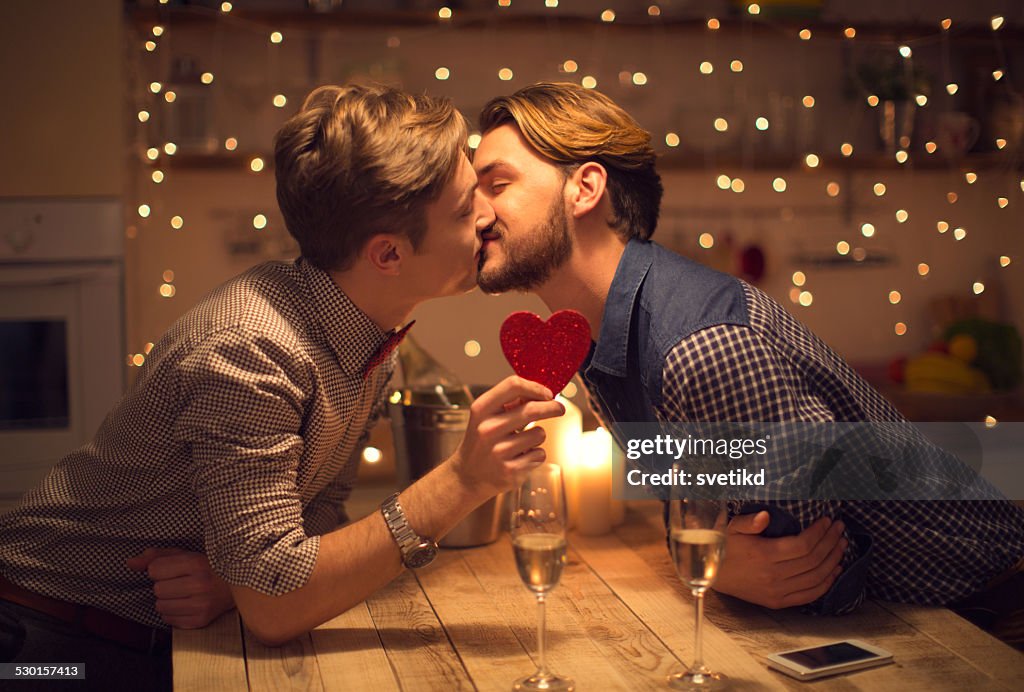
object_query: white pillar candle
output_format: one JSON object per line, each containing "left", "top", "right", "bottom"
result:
{"left": 606, "top": 428, "right": 627, "bottom": 526}
{"left": 535, "top": 396, "right": 581, "bottom": 527}
{"left": 577, "top": 428, "right": 613, "bottom": 536}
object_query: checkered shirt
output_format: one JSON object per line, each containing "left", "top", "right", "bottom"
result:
{"left": 0, "top": 258, "right": 398, "bottom": 628}
{"left": 658, "top": 282, "right": 1024, "bottom": 608}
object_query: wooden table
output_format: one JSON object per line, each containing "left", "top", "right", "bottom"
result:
{"left": 174, "top": 502, "right": 1023, "bottom": 691}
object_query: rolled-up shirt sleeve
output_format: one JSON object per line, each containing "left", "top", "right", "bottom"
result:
{"left": 174, "top": 326, "right": 319, "bottom": 596}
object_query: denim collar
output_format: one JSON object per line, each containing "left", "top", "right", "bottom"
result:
{"left": 588, "top": 239, "right": 654, "bottom": 378}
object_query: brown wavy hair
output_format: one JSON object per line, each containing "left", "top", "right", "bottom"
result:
{"left": 275, "top": 83, "right": 468, "bottom": 271}
{"left": 479, "top": 82, "right": 662, "bottom": 240}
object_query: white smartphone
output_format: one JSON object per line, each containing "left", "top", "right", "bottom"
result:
{"left": 766, "top": 639, "right": 894, "bottom": 681}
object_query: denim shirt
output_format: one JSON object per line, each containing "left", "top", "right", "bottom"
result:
{"left": 580, "top": 239, "right": 871, "bottom": 615}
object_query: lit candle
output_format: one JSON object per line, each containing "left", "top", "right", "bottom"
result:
{"left": 535, "top": 396, "right": 581, "bottom": 527}
{"left": 577, "top": 428, "right": 613, "bottom": 536}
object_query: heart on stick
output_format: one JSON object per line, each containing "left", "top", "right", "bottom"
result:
{"left": 500, "top": 310, "right": 592, "bottom": 396}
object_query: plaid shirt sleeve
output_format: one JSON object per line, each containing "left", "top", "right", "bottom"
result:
{"left": 657, "top": 323, "right": 867, "bottom": 614}
{"left": 175, "top": 326, "right": 321, "bottom": 596}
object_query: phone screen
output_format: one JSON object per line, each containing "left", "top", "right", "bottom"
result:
{"left": 779, "top": 642, "right": 878, "bottom": 670}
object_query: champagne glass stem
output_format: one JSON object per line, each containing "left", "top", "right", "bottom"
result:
{"left": 536, "top": 593, "right": 549, "bottom": 677}
{"left": 693, "top": 589, "right": 705, "bottom": 672}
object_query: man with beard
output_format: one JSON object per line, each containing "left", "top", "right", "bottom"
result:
{"left": 0, "top": 83, "right": 565, "bottom": 688}
{"left": 472, "top": 83, "right": 1024, "bottom": 640}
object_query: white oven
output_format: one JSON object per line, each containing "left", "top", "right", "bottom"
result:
{"left": 0, "top": 199, "right": 125, "bottom": 510}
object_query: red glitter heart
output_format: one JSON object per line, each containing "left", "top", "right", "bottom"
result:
{"left": 500, "top": 310, "right": 592, "bottom": 396}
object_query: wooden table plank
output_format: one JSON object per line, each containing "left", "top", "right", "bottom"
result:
{"left": 413, "top": 549, "right": 537, "bottom": 690}
{"left": 622, "top": 501, "right": 1022, "bottom": 691}
{"left": 365, "top": 570, "right": 473, "bottom": 691}
{"left": 172, "top": 610, "right": 249, "bottom": 692}
{"left": 878, "top": 602, "right": 1024, "bottom": 689}
{"left": 311, "top": 602, "right": 401, "bottom": 692}
{"left": 244, "top": 627, "right": 323, "bottom": 691}
{"left": 457, "top": 534, "right": 681, "bottom": 690}
{"left": 571, "top": 527, "right": 789, "bottom": 691}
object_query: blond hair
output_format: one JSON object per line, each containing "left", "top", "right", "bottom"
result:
{"left": 275, "top": 83, "right": 468, "bottom": 270}
{"left": 479, "top": 82, "right": 662, "bottom": 240}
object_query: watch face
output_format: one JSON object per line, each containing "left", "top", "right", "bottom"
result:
{"left": 405, "top": 541, "right": 438, "bottom": 569}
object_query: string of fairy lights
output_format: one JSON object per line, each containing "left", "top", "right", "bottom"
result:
{"left": 127, "top": 1, "right": 1020, "bottom": 372}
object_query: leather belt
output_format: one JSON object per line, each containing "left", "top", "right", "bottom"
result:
{"left": 0, "top": 575, "right": 170, "bottom": 654}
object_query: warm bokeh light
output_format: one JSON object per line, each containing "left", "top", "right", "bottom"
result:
{"left": 665, "top": 132, "right": 680, "bottom": 147}
{"left": 840, "top": 142, "right": 853, "bottom": 156}
{"left": 873, "top": 182, "right": 886, "bottom": 196}
{"left": 253, "top": 214, "right": 267, "bottom": 230}
{"left": 894, "top": 322, "right": 907, "bottom": 336}
{"left": 250, "top": 157, "right": 265, "bottom": 172}
{"left": 973, "top": 281, "right": 985, "bottom": 295}
{"left": 581, "top": 75, "right": 597, "bottom": 89}
{"left": 918, "top": 263, "right": 930, "bottom": 276}
{"left": 464, "top": 340, "right": 481, "bottom": 357}
{"left": 792, "top": 271, "right": 806, "bottom": 287}
{"left": 889, "top": 290, "right": 901, "bottom": 304}
{"left": 772, "top": 177, "right": 787, "bottom": 192}
{"left": 826, "top": 181, "right": 840, "bottom": 197}
{"left": 498, "top": 68, "right": 514, "bottom": 81}
{"left": 170, "top": 215, "right": 183, "bottom": 230}
{"left": 698, "top": 233, "right": 714, "bottom": 249}
{"left": 700, "top": 61, "right": 713, "bottom": 75}
{"left": 836, "top": 241, "right": 850, "bottom": 255}
{"left": 435, "top": 67, "right": 450, "bottom": 80}
{"left": 896, "top": 209, "right": 908, "bottom": 223}
{"left": 755, "top": 117, "right": 769, "bottom": 130}
{"left": 937, "top": 221, "right": 949, "bottom": 233}
{"left": 804, "top": 153, "right": 820, "bottom": 168}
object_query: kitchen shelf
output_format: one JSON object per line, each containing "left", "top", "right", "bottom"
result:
{"left": 149, "top": 150, "right": 1021, "bottom": 173}
{"left": 127, "top": 6, "right": 1024, "bottom": 41}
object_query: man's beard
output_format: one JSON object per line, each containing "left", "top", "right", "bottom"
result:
{"left": 477, "top": 196, "right": 572, "bottom": 293}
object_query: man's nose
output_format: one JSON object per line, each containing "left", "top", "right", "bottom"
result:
{"left": 475, "top": 191, "right": 496, "bottom": 231}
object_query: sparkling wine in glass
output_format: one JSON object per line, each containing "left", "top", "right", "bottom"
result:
{"left": 668, "top": 496, "right": 728, "bottom": 689}
{"left": 510, "top": 464, "right": 574, "bottom": 692}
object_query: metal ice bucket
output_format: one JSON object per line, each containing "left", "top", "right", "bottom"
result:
{"left": 388, "top": 390, "right": 505, "bottom": 547}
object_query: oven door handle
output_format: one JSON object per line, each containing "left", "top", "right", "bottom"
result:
{"left": 0, "top": 265, "right": 120, "bottom": 287}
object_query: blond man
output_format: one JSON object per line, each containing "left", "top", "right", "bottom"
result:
{"left": 0, "top": 83, "right": 564, "bottom": 688}
{"left": 472, "top": 83, "right": 1023, "bottom": 634}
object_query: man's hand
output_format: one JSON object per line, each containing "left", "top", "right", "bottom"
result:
{"left": 712, "top": 511, "right": 847, "bottom": 609}
{"left": 450, "top": 375, "right": 565, "bottom": 495}
{"left": 127, "top": 548, "right": 235, "bottom": 629}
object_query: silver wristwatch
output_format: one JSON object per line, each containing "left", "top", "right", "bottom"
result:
{"left": 380, "top": 492, "right": 438, "bottom": 569}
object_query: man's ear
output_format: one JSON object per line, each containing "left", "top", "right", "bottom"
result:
{"left": 566, "top": 161, "right": 607, "bottom": 220}
{"left": 363, "top": 233, "right": 407, "bottom": 276}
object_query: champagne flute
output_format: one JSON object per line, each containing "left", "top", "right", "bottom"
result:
{"left": 667, "top": 495, "right": 728, "bottom": 689}
{"left": 510, "top": 464, "right": 574, "bottom": 692}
